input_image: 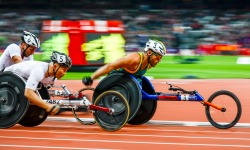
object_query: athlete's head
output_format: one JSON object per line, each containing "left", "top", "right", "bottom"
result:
{"left": 50, "top": 51, "right": 72, "bottom": 79}
{"left": 144, "top": 39, "right": 166, "bottom": 67}
{"left": 20, "top": 31, "right": 40, "bottom": 57}
{"left": 144, "top": 39, "right": 166, "bottom": 56}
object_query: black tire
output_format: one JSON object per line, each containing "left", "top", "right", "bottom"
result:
{"left": 205, "top": 90, "right": 242, "bottom": 129}
{"left": 18, "top": 83, "right": 49, "bottom": 127}
{"left": 128, "top": 76, "right": 157, "bottom": 125}
{"left": 77, "top": 87, "right": 95, "bottom": 102}
{"left": 0, "top": 71, "right": 29, "bottom": 128}
{"left": 72, "top": 87, "right": 96, "bottom": 125}
{"left": 93, "top": 73, "right": 141, "bottom": 121}
{"left": 93, "top": 90, "right": 130, "bottom": 132}
{"left": 127, "top": 99, "right": 157, "bottom": 125}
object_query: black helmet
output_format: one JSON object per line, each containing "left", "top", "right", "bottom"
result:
{"left": 50, "top": 51, "right": 72, "bottom": 68}
{"left": 21, "top": 31, "right": 40, "bottom": 48}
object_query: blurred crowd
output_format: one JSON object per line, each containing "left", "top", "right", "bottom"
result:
{"left": 0, "top": 8, "right": 250, "bottom": 52}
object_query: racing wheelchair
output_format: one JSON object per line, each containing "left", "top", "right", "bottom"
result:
{"left": 0, "top": 71, "right": 242, "bottom": 131}
{"left": 0, "top": 71, "right": 130, "bottom": 131}
{"left": 92, "top": 72, "right": 242, "bottom": 129}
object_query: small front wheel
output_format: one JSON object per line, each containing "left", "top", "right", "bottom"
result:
{"left": 72, "top": 87, "right": 96, "bottom": 125}
{"left": 93, "top": 90, "right": 130, "bottom": 132}
{"left": 205, "top": 90, "right": 242, "bottom": 129}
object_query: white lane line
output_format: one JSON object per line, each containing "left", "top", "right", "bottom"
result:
{"left": 124, "top": 128, "right": 250, "bottom": 135}
{"left": 3, "top": 127, "right": 250, "bottom": 135}
{"left": 148, "top": 120, "right": 250, "bottom": 128}
{"left": 1, "top": 131, "right": 250, "bottom": 141}
{"left": 0, "top": 145, "right": 115, "bottom": 150}
{"left": 46, "top": 117, "right": 250, "bottom": 128}
{"left": 0, "top": 136, "right": 250, "bottom": 148}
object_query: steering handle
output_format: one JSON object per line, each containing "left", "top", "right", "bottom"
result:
{"left": 167, "top": 83, "right": 196, "bottom": 95}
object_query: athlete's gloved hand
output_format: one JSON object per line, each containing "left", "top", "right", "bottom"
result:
{"left": 82, "top": 76, "right": 93, "bottom": 86}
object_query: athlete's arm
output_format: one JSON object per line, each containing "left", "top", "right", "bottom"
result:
{"left": 12, "top": 55, "right": 22, "bottom": 63}
{"left": 24, "top": 67, "right": 50, "bottom": 111}
{"left": 91, "top": 52, "right": 140, "bottom": 80}
{"left": 8, "top": 44, "right": 23, "bottom": 63}
{"left": 25, "top": 88, "right": 50, "bottom": 111}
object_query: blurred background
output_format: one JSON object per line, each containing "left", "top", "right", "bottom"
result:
{"left": 0, "top": 0, "right": 250, "bottom": 79}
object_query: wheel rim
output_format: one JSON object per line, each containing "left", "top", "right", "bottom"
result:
{"left": 94, "top": 91, "right": 129, "bottom": 131}
{"left": 0, "top": 71, "right": 29, "bottom": 129}
{"left": 205, "top": 90, "right": 242, "bottom": 129}
{"left": 0, "top": 85, "right": 19, "bottom": 118}
{"left": 93, "top": 73, "right": 141, "bottom": 121}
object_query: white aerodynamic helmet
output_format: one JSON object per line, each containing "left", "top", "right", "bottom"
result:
{"left": 21, "top": 31, "right": 40, "bottom": 48}
{"left": 144, "top": 39, "right": 166, "bottom": 56}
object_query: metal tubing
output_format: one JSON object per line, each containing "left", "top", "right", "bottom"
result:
{"left": 203, "top": 101, "right": 223, "bottom": 110}
{"left": 89, "top": 104, "right": 111, "bottom": 113}
{"left": 158, "top": 95, "right": 178, "bottom": 101}
{"left": 141, "top": 90, "right": 158, "bottom": 100}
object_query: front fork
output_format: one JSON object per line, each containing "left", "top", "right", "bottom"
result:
{"left": 202, "top": 101, "right": 226, "bottom": 112}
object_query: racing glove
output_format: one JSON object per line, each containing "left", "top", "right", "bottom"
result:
{"left": 82, "top": 76, "right": 93, "bottom": 86}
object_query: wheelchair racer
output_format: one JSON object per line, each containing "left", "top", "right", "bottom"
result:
{"left": 83, "top": 39, "right": 166, "bottom": 86}
{"left": 0, "top": 31, "right": 40, "bottom": 71}
{"left": 4, "top": 51, "right": 72, "bottom": 115}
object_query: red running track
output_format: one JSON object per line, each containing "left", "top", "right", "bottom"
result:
{"left": 1, "top": 79, "right": 250, "bottom": 150}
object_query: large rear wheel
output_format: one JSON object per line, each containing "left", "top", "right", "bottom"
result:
{"left": 18, "top": 83, "right": 49, "bottom": 127}
{"left": 0, "top": 72, "right": 29, "bottom": 128}
{"left": 93, "top": 73, "right": 141, "bottom": 121}
{"left": 128, "top": 76, "right": 157, "bottom": 125}
{"left": 93, "top": 90, "right": 130, "bottom": 131}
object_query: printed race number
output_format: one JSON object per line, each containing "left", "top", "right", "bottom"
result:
{"left": 46, "top": 100, "right": 60, "bottom": 104}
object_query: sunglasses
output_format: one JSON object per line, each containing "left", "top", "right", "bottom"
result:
{"left": 152, "top": 52, "right": 162, "bottom": 59}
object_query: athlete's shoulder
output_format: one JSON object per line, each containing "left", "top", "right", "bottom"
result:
{"left": 31, "top": 60, "right": 48, "bottom": 65}
{"left": 5, "top": 43, "right": 21, "bottom": 55}
{"left": 18, "top": 60, "right": 47, "bottom": 66}
{"left": 126, "top": 52, "right": 141, "bottom": 58}
{"left": 123, "top": 52, "right": 140, "bottom": 66}
{"left": 6, "top": 43, "right": 19, "bottom": 49}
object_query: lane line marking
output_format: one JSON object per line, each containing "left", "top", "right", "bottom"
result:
{"left": 3, "top": 127, "right": 250, "bottom": 135}
{"left": 0, "top": 144, "right": 116, "bottom": 150}
{"left": 46, "top": 117, "right": 250, "bottom": 128}
{"left": 0, "top": 136, "right": 250, "bottom": 148}
{"left": 1, "top": 131, "right": 250, "bottom": 141}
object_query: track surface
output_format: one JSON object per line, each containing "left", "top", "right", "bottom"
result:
{"left": 1, "top": 79, "right": 250, "bottom": 150}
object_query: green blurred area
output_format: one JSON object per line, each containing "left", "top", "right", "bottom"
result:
{"left": 148, "top": 55, "right": 250, "bottom": 79}
{"left": 2, "top": 53, "right": 250, "bottom": 79}
{"left": 59, "top": 55, "right": 250, "bottom": 80}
